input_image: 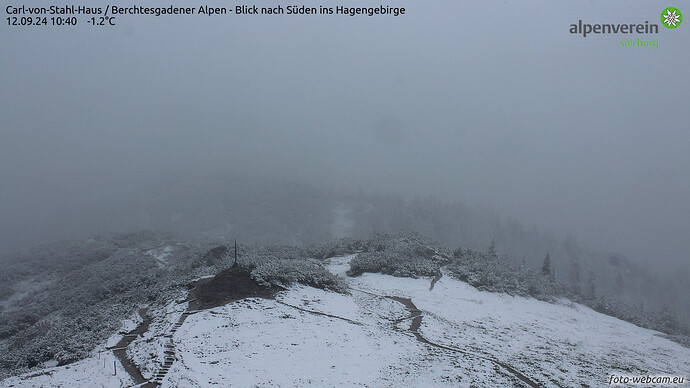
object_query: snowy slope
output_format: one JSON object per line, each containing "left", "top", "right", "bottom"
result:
{"left": 4, "top": 254, "right": 689, "bottom": 387}
{"left": 0, "top": 348, "right": 134, "bottom": 388}
{"left": 332, "top": 256, "right": 690, "bottom": 386}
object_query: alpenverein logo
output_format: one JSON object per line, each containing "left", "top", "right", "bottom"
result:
{"left": 661, "top": 7, "right": 682, "bottom": 29}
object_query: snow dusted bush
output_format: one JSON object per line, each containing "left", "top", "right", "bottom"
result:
{"left": 251, "top": 259, "right": 347, "bottom": 293}
{"left": 305, "top": 237, "right": 366, "bottom": 259}
{"left": 0, "top": 279, "right": 13, "bottom": 301}
{"left": 2, "top": 231, "right": 687, "bottom": 380}
{"left": 446, "top": 248, "right": 559, "bottom": 299}
{"left": 238, "top": 244, "right": 307, "bottom": 268}
{"left": 0, "top": 232, "right": 212, "bottom": 379}
{"left": 347, "top": 233, "right": 449, "bottom": 278}
{"left": 234, "top": 243, "right": 347, "bottom": 292}
{"left": 343, "top": 233, "right": 562, "bottom": 300}
{"left": 349, "top": 251, "right": 439, "bottom": 278}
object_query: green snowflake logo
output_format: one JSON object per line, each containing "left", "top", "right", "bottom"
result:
{"left": 661, "top": 7, "right": 682, "bottom": 29}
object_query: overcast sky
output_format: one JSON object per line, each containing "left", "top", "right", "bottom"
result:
{"left": 1, "top": 0, "right": 688, "bottom": 267}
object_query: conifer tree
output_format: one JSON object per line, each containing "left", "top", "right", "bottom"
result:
{"left": 541, "top": 254, "right": 551, "bottom": 277}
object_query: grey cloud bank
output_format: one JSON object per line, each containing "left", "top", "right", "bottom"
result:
{"left": 1, "top": 0, "right": 688, "bottom": 273}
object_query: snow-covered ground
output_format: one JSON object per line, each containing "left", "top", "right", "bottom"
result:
{"left": 4, "top": 254, "right": 689, "bottom": 387}
{"left": 146, "top": 245, "right": 174, "bottom": 269}
{"left": 151, "top": 255, "right": 690, "bottom": 387}
{"left": 127, "top": 300, "right": 189, "bottom": 380}
{"left": 0, "top": 348, "right": 133, "bottom": 388}
{"left": 104, "top": 310, "right": 145, "bottom": 349}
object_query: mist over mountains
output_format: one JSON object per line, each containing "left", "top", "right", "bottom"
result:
{"left": 2, "top": 0, "right": 689, "bottom": 385}
{"left": 2, "top": 173, "right": 687, "bottom": 333}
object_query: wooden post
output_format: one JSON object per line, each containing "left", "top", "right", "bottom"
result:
{"left": 114, "top": 360, "right": 117, "bottom": 375}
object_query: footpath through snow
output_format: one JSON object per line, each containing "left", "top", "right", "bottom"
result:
{"left": 148, "top": 254, "right": 690, "bottom": 386}
{"left": 3, "top": 254, "right": 690, "bottom": 387}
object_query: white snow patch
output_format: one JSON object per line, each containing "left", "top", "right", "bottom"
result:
{"left": 104, "top": 310, "right": 145, "bottom": 348}
{"left": 0, "top": 350, "right": 133, "bottom": 388}
{"left": 325, "top": 254, "right": 356, "bottom": 278}
{"left": 146, "top": 245, "right": 174, "bottom": 269}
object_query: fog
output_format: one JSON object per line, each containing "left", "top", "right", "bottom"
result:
{"left": 1, "top": 0, "right": 688, "bottom": 272}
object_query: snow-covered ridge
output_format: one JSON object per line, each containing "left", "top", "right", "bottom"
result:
{"left": 4, "top": 255, "right": 689, "bottom": 387}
